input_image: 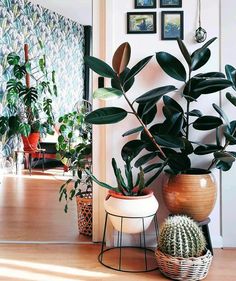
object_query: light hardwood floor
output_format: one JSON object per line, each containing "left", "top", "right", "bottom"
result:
{"left": 0, "top": 245, "right": 235, "bottom": 281}
{"left": 0, "top": 171, "right": 91, "bottom": 242}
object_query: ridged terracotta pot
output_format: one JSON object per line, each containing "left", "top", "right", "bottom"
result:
{"left": 104, "top": 189, "right": 159, "bottom": 234}
{"left": 22, "top": 132, "right": 40, "bottom": 151}
{"left": 163, "top": 170, "right": 217, "bottom": 222}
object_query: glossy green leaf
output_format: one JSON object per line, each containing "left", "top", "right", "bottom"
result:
{"left": 121, "top": 140, "right": 146, "bottom": 162}
{"left": 135, "top": 85, "right": 176, "bottom": 103}
{"left": 0, "top": 117, "right": 8, "bottom": 135}
{"left": 213, "top": 103, "right": 230, "bottom": 127}
{"left": 224, "top": 132, "right": 236, "bottom": 145}
{"left": 193, "top": 116, "right": 223, "bottom": 130}
{"left": 85, "top": 169, "right": 117, "bottom": 191}
{"left": 7, "top": 52, "right": 20, "bottom": 65}
{"left": 145, "top": 162, "right": 167, "bottom": 187}
{"left": 226, "top": 92, "right": 236, "bottom": 107}
{"left": 84, "top": 56, "right": 116, "bottom": 78}
{"left": 154, "top": 134, "right": 184, "bottom": 149}
{"left": 163, "top": 95, "right": 183, "bottom": 113}
{"left": 25, "top": 62, "right": 31, "bottom": 73}
{"left": 134, "top": 152, "right": 158, "bottom": 168}
{"left": 124, "top": 55, "right": 153, "bottom": 84}
{"left": 177, "top": 38, "right": 191, "bottom": 66}
{"left": 137, "top": 103, "right": 157, "bottom": 125}
{"left": 191, "top": 48, "right": 211, "bottom": 71}
{"left": 122, "top": 126, "right": 143, "bottom": 137}
{"left": 19, "top": 123, "right": 31, "bottom": 136}
{"left": 214, "top": 152, "right": 235, "bottom": 164}
{"left": 13, "top": 65, "right": 25, "bottom": 79}
{"left": 93, "top": 87, "right": 123, "bottom": 100}
{"left": 143, "top": 163, "right": 162, "bottom": 173}
{"left": 216, "top": 161, "right": 233, "bottom": 171}
{"left": 194, "top": 144, "right": 222, "bottom": 155}
{"left": 112, "top": 42, "right": 131, "bottom": 75}
{"left": 156, "top": 52, "right": 186, "bottom": 81}
{"left": 85, "top": 107, "right": 127, "bottom": 124}
{"left": 192, "top": 78, "right": 232, "bottom": 95}
{"left": 225, "top": 64, "right": 236, "bottom": 90}
{"left": 168, "top": 153, "right": 191, "bottom": 173}
{"left": 195, "top": 72, "right": 225, "bottom": 78}
{"left": 187, "top": 109, "right": 203, "bottom": 117}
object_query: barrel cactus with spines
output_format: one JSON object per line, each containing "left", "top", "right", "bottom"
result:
{"left": 158, "top": 215, "right": 206, "bottom": 258}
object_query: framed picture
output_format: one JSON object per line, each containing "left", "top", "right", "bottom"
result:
{"left": 161, "top": 11, "right": 184, "bottom": 40}
{"left": 135, "top": 0, "right": 157, "bottom": 9}
{"left": 160, "top": 0, "right": 182, "bottom": 8}
{"left": 127, "top": 12, "right": 156, "bottom": 34}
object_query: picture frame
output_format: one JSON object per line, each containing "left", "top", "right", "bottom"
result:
{"left": 161, "top": 11, "right": 184, "bottom": 40}
{"left": 135, "top": 0, "right": 157, "bottom": 9}
{"left": 160, "top": 0, "right": 182, "bottom": 8}
{"left": 127, "top": 12, "right": 157, "bottom": 34}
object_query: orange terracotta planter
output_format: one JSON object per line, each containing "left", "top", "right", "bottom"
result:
{"left": 163, "top": 171, "right": 217, "bottom": 222}
{"left": 22, "top": 132, "right": 40, "bottom": 151}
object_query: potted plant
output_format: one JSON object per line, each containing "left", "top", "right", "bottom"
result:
{"left": 58, "top": 102, "right": 93, "bottom": 236}
{"left": 84, "top": 38, "right": 235, "bottom": 221}
{"left": 86, "top": 157, "right": 159, "bottom": 234}
{"left": 0, "top": 43, "right": 57, "bottom": 152}
{"left": 155, "top": 215, "right": 213, "bottom": 280}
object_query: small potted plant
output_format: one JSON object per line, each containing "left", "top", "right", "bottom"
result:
{"left": 156, "top": 215, "right": 213, "bottom": 280}
{"left": 0, "top": 43, "right": 57, "bottom": 153}
{"left": 84, "top": 38, "right": 235, "bottom": 222}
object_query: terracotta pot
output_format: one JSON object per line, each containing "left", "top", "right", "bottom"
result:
{"left": 163, "top": 170, "right": 217, "bottom": 222}
{"left": 22, "top": 132, "right": 40, "bottom": 151}
{"left": 104, "top": 189, "right": 159, "bottom": 234}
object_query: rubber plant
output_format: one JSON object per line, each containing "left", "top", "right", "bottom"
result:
{"left": 84, "top": 37, "right": 236, "bottom": 188}
{"left": 0, "top": 43, "right": 57, "bottom": 154}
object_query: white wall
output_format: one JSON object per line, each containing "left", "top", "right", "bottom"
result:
{"left": 221, "top": 0, "right": 236, "bottom": 247}
{"left": 30, "top": 0, "right": 92, "bottom": 25}
{"left": 99, "top": 0, "right": 222, "bottom": 247}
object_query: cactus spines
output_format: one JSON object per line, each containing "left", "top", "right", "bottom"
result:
{"left": 158, "top": 215, "right": 206, "bottom": 258}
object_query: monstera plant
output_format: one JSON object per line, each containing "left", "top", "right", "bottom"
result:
{"left": 0, "top": 43, "right": 57, "bottom": 152}
{"left": 84, "top": 37, "right": 236, "bottom": 221}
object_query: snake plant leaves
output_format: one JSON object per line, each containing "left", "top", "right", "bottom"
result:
{"left": 122, "top": 126, "right": 143, "bottom": 137}
{"left": 85, "top": 107, "right": 127, "bottom": 124}
{"left": 7, "top": 52, "right": 20, "bottom": 65}
{"left": 177, "top": 38, "right": 191, "bottom": 66}
{"left": 225, "top": 64, "right": 236, "bottom": 90}
{"left": 226, "top": 92, "right": 236, "bottom": 107}
{"left": 135, "top": 85, "right": 177, "bottom": 103}
{"left": 121, "top": 140, "right": 146, "bottom": 162}
{"left": 145, "top": 162, "right": 166, "bottom": 187}
{"left": 112, "top": 42, "right": 131, "bottom": 75}
{"left": 194, "top": 144, "right": 223, "bottom": 155}
{"left": 143, "top": 163, "right": 163, "bottom": 173}
{"left": 193, "top": 116, "right": 223, "bottom": 130}
{"left": 156, "top": 52, "right": 186, "bottom": 82}
{"left": 93, "top": 87, "right": 123, "bottom": 100}
{"left": 85, "top": 169, "right": 117, "bottom": 191}
{"left": 134, "top": 152, "right": 159, "bottom": 168}
{"left": 213, "top": 103, "right": 230, "bottom": 128}
{"left": 84, "top": 56, "right": 116, "bottom": 79}
{"left": 124, "top": 55, "right": 153, "bottom": 85}
{"left": 137, "top": 103, "right": 157, "bottom": 125}
{"left": 19, "top": 123, "right": 31, "bottom": 137}
{"left": 191, "top": 48, "right": 211, "bottom": 71}
{"left": 192, "top": 78, "right": 232, "bottom": 95}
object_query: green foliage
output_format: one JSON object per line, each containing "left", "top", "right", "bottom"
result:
{"left": 158, "top": 215, "right": 206, "bottom": 258}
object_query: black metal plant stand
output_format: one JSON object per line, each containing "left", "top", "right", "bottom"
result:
{"left": 98, "top": 211, "right": 159, "bottom": 273}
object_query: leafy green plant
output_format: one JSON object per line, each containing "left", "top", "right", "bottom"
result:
{"left": 84, "top": 38, "right": 236, "bottom": 187}
{"left": 86, "top": 157, "right": 145, "bottom": 196}
{"left": 158, "top": 215, "right": 206, "bottom": 258}
{"left": 0, "top": 43, "right": 57, "bottom": 154}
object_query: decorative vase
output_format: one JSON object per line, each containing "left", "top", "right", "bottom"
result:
{"left": 104, "top": 189, "right": 159, "bottom": 234}
{"left": 21, "top": 132, "right": 40, "bottom": 151}
{"left": 163, "top": 170, "right": 217, "bottom": 222}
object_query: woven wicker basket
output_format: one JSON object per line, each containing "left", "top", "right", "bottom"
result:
{"left": 76, "top": 192, "right": 92, "bottom": 236}
{"left": 155, "top": 249, "right": 213, "bottom": 281}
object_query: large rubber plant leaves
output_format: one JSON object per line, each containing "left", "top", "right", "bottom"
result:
{"left": 84, "top": 56, "right": 116, "bottom": 78}
{"left": 193, "top": 116, "right": 223, "bottom": 130}
{"left": 156, "top": 52, "right": 186, "bottom": 82}
{"left": 85, "top": 107, "right": 127, "bottom": 124}
{"left": 226, "top": 92, "right": 236, "bottom": 107}
{"left": 225, "top": 64, "right": 236, "bottom": 90}
{"left": 93, "top": 87, "right": 123, "bottom": 100}
{"left": 121, "top": 140, "right": 146, "bottom": 162}
{"left": 177, "top": 38, "right": 191, "bottom": 66}
{"left": 192, "top": 78, "right": 232, "bottom": 95}
{"left": 112, "top": 42, "right": 131, "bottom": 75}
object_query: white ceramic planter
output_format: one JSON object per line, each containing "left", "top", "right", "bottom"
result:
{"left": 104, "top": 189, "right": 159, "bottom": 234}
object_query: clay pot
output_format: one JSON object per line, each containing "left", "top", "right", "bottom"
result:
{"left": 22, "top": 132, "right": 40, "bottom": 151}
{"left": 104, "top": 189, "right": 159, "bottom": 234}
{"left": 163, "top": 170, "right": 217, "bottom": 222}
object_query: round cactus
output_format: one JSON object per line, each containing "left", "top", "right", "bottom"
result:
{"left": 158, "top": 215, "right": 206, "bottom": 258}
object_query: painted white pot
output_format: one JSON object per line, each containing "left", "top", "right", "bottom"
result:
{"left": 104, "top": 189, "right": 159, "bottom": 234}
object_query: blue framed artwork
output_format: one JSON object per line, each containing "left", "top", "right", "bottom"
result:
{"left": 160, "top": 0, "right": 182, "bottom": 8}
{"left": 127, "top": 12, "right": 157, "bottom": 34}
{"left": 135, "top": 0, "right": 157, "bottom": 9}
{"left": 161, "top": 11, "right": 184, "bottom": 40}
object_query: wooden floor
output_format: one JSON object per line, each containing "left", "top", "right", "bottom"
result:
{"left": 0, "top": 245, "right": 235, "bottom": 281}
{"left": 0, "top": 170, "right": 91, "bottom": 243}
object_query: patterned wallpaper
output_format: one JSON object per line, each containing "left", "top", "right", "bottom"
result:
{"left": 0, "top": 0, "right": 85, "bottom": 118}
